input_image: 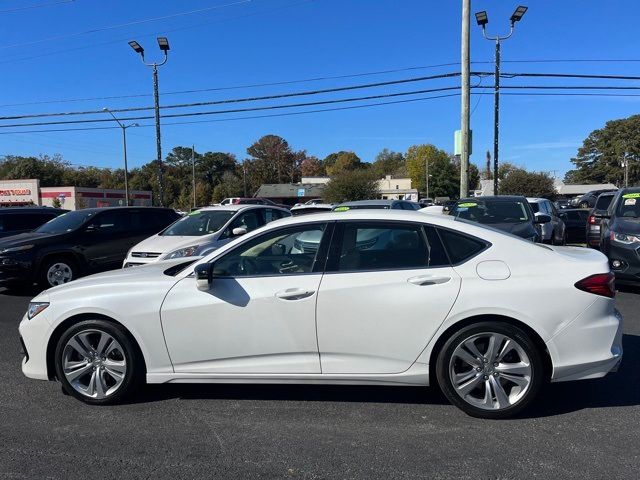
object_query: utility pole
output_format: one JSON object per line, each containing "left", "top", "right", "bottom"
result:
{"left": 102, "top": 108, "right": 138, "bottom": 206}
{"left": 475, "top": 6, "right": 528, "bottom": 196}
{"left": 425, "top": 156, "right": 430, "bottom": 200}
{"left": 191, "top": 145, "right": 196, "bottom": 209}
{"left": 460, "top": 0, "right": 471, "bottom": 199}
{"left": 128, "top": 37, "right": 170, "bottom": 206}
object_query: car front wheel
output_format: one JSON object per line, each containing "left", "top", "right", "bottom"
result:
{"left": 39, "top": 257, "right": 77, "bottom": 288}
{"left": 54, "top": 320, "right": 143, "bottom": 404}
{"left": 436, "top": 322, "right": 544, "bottom": 419}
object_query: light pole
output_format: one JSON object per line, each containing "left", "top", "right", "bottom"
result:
{"left": 103, "top": 108, "right": 138, "bottom": 206}
{"left": 129, "top": 37, "right": 170, "bottom": 206}
{"left": 191, "top": 145, "right": 196, "bottom": 209}
{"left": 475, "top": 6, "right": 527, "bottom": 195}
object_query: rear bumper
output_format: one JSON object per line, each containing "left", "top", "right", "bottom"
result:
{"left": 548, "top": 302, "right": 623, "bottom": 382}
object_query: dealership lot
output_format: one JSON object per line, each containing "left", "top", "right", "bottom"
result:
{"left": 1, "top": 286, "right": 638, "bottom": 479}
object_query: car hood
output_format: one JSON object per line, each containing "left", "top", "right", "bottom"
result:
{"left": 44, "top": 258, "right": 193, "bottom": 297}
{"left": 611, "top": 217, "right": 640, "bottom": 235}
{"left": 130, "top": 233, "right": 218, "bottom": 255}
{"left": 0, "top": 231, "right": 59, "bottom": 248}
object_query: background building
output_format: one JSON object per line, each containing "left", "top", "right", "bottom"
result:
{"left": 0, "top": 179, "right": 152, "bottom": 209}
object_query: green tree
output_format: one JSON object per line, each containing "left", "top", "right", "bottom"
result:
{"left": 500, "top": 170, "right": 557, "bottom": 199}
{"left": 212, "top": 171, "right": 245, "bottom": 203}
{"left": 565, "top": 114, "right": 640, "bottom": 185}
{"left": 0, "top": 154, "right": 68, "bottom": 186}
{"left": 246, "top": 135, "right": 302, "bottom": 188}
{"left": 322, "top": 169, "right": 380, "bottom": 203}
{"left": 371, "top": 148, "right": 405, "bottom": 177}
{"left": 405, "top": 145, "right": 457, "bottom": 198}
{"left": 325, "top": 151, "right": 364, "bottom": 176}
{"left": 198, "top": 151, "right": 237, "bottom": 186}
{"left": 51, "top": 197, "right": 62, "bottom": 208}
{"left": 300, "top": 156, "right": 325, "bottom": 177}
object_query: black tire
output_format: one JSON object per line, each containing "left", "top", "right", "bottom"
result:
{"left": 436, "top": 322, "right": 544, "bottom": 419}
{"left": 54, "top": 319, "right": 144, "bottom": 405}
{"left": 38, "top": 256, "right": 78, "bottom": 288}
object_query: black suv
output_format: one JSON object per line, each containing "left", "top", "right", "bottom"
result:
{"left": 0, "top": 207, "right": 179, "bottom": 288}
{"left": 0, "top": 207, "right": 67, "bottom": 238}
{"left": 571, "top": 189, "right": 617, "bottom": 209}
{"left": 600, "top": 188, "right": 640, "bottom": 283}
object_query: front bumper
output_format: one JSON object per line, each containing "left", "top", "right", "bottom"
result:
{"left": 607, "top": 242, "right": 640, "bottom": 282}
{"left": 547, "top": 300, "right": 623, "bottom": 383}
{"left": 18, "top": 304, "right": 53, "bottom": 381}
{"left": 0, "top": 254, "right": 35, "bottom": 284}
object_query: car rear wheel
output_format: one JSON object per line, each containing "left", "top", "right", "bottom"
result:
{"left": 436, "top": 322, "right": 544, "bottom": 419}
{"left": 39, "top": 257, "right": 77, "bottom": 288}
{"left": 54, "top": 320, "right": 143, "bottom": 405}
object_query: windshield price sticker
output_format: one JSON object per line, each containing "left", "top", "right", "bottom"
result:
{"left": 458, "top": 202, "right": 477, "bottom": 208}
{"left": 334, "top": 206, "right": 350, "bottom": 212}
{"left": 622, "top": 193, "right": 640, "bottom": 199}
{"left": 188, "top": 210, "right": 201, "bottom": 216}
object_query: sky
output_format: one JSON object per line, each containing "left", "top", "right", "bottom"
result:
{"left": 0, "top": 0, "right": 639, "bottom": 179}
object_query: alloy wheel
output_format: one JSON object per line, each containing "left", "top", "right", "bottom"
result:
{"left": 47, "top": 262, "right": 73, "bottom": 286}
{"left": 61, "top": 329, "right": 127, "bottom": 399}
{"left": 448, "top": 332, "right": 532, "bottom": 410}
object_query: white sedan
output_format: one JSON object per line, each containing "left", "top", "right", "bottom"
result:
{"left": 19, "top": 210, "right": 622, "bottom": 419}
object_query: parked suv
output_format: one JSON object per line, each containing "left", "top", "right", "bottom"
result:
{"left": 586, "top": 192, "right": 615, "bottom": 248}
{"left": 123, "top": 205, "right": 291, "bottom": 267}
{"left": 0, "top": 207, "right": 179, "bottom": 287}
{"left": 527, "top": 198, "right": 566, "bottom": 244}
{"left": 449, "top": 196, "right": 547, "bottom": 242}
{"left": 570, "top": 189, "right": 617, "bottom": 208}
{"left": 0, "top": 207, "right": 67, "bottom": 238}
{"left": 600, "top": 188, "right": 640, "bottom": 283}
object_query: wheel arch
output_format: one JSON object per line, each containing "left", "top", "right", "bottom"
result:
{"left": 46, "top": 313, "right": 147, "bottom": 381}
{"left": 428, "top": 314, "right": 553, "bottom": 388}
{"left": 36, "top": 250, "right": 84, "bottom": 279}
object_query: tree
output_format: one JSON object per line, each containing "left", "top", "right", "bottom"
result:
{"left": 371, "top": 148, "right": 406, "bottom": 177}
{"left": 497, "top": 161, "right": 522, "bottom": 181}
{"left": 0, "top": 154, "right": 68, "bottom": 186}
{"left": 565, "top": 114, "right": 640, "bottom": 186}
{"left": 451, "top": 158, "right": 481, "bottom": 193}
{"left": 500, "top": 170, "right": 557, "bottom": 199}
{"left": 405, "top": 145, "right": 457, "bottom": 198}
{"left": 322, "top": 169, "right": 380, "bottom": 203}
{"left": 51, "top": 197, "right": 62, "bottom": 208}
{"left": 325, "top": 151, "right": 364, "bottom": 176}
{"left": 246, "top": 135, "right": 302, "bottom": 187}
{"left": 211, "top": 171, "right": 245, "bottom": 203}
{"left": 300, "top": 156, "right": 325, "bottom": 177}
{"left": 198, "top": 151, "right": 237, "bottom": 186}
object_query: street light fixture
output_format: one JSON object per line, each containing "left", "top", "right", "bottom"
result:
{"left": 129, "top": 37, "right": 170, "bottom": 206}
{"left": 103, "top": 108, "right": 138, "bottom": 206}
{"left": 475, "top": 5, "right": 528, "bottom": 195}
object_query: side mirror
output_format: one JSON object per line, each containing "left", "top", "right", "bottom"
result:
{"left": 232, "top": 227, "right": 247, "bottom": 236}
{"left": 194, "top": 263, "right": 213, "bottom": 291}
{"left": 559, "top": 213, "right": 566, "bottom": 221}
{"left": 535, "top": 213, "right": 551, "bottom": 224}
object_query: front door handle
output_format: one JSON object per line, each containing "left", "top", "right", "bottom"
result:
{"left": 407, "top": 275, "right": 451, "bottom": 286}
{"left": 275, "top": 288, "right": 315, "bottom": 300}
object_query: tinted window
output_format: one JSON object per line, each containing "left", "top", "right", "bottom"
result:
{"left": 35, "top": 210, "right": 96, "bottom": 234}
{"left": 1, "top": 212, "right": 55, "bottom": 231}
{"left": 226, "top": 210, "right": 263, "bottom": 236}
{"left": 424, "top": 226, "right": 450, "bottom": 267}
{"left": 264, "top": 208, "right": 289, "bottom": 223}
{"left": 437, "top": 228, "right": 487, "bottom": 264}
{"left": 529, "top": 203, "right": 540, "bottom": 214}
{"left": 566, "top": 211, "right": 581, "bottom": 221}
{"left": 335, "top": 222, "right": 431, "bottom": 272}
{"left": 88, "top": 210, "right": 126, "bottom": 233}
{"left": 335, "top": 204, "right": 390, "bottom": 210}
{"left": 451, "top": 199, "right": 531, "bottom": 224}
{"left": 595, "top": 195, "right": 613, "bottom": 210}
{"left": 213, "top": 224, "right": 327, "bottom": 277}
{"left": 162, "top": 210, "right": 234, "bottom": 236}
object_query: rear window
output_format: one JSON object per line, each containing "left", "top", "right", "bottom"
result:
{"left": 595, "top": 195, "right": 613, "bottom": 210}
{"left": 451, "top": 199, "right": 531, "bottom": 224}
{"left": 437, "top": 228, "right": 487, "bottom": 264}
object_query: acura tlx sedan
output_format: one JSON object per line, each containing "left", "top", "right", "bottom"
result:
{"left": 19, "top": 210, "right": 623, "bottom": 419}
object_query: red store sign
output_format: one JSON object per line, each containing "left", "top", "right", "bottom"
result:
{"left": 0, "top": 188, "right": 32, "bottom": 196}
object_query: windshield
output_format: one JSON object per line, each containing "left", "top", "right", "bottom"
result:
{"left": 451, "top": 199, "right": 531, "bottom": 224}
{"left": 34, "top": 210, "right": 95, "bottom": 234}
{"left": 595, "top": 195, "right": 613, "bottom": 210}
{"left": 616, "top": 193, "right": 640, "bottom": 218}
{"left": 161, "top": 210, "right": 234, "bottom": 236}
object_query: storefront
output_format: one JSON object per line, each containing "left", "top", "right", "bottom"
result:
{"left": 0, "top": 179, "right": 152, "bottom": 210}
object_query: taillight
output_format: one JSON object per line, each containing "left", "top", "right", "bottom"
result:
{"left": 588, "top": 215, "right": 596, "bottom": 224}
{"left": 575, "top": 272, "right": 616, "bottom": 298}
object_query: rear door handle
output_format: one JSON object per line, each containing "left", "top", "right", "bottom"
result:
{"left": 275, "top": 288, "right": 315, "bottom": 300}
{"left": 407, "top": 275, "right": 451, "bottom": 286}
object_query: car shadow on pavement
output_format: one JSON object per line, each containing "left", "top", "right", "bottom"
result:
{"left": 523, "top": 333, "right": 639, "bottom": 418}
{"left": 0, "top": 285, "right": 41, "bottom": 298}
{"left": 126, "top": 334, "right": 639, "bottom": 416}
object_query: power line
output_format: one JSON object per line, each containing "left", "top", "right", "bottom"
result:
{"left": 0, "top": 0, "right": 74, "bottom": 14}
{"left": 501, "top": 72, "right": 640, "bottom": 81}
{"left": 0, "top": 72, "right": 466, "bottom": 120}
{"left": 0, "top": 0, "right": 251, "bottom": 50}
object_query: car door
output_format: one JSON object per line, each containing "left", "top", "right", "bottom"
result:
{"left": 316, "top": 220, "right": 461, "bottom": 374}
{"left": 78, "top": 210, "right": 130, "bottom": 271}
{"left": 160, "top": 222, "right": 332, "bottom": 374}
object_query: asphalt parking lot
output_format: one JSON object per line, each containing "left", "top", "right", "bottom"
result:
{"left": 0, "top": 286, "right": 638, "bottom": 479}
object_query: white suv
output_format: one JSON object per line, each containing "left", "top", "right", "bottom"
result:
{"left": 123, "top": 205, "right": 290, "bottom": 267}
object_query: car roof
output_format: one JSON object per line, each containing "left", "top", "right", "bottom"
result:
{"left": 0, "top": 207, "right": 67, "bottom": 213}
{"left": 337, "top": 199, "right": 400, "bottom": 206}
{"left": 458, "top": 195, "right": 526, "bottom": 202}
{"left": 198, "top": 204, "right": 287, "bottom": 212}
{"left": 67, "top": 207, "right": 174, "bottom": 214}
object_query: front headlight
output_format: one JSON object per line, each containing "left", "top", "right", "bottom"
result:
{"left": 0, "top": 244, "right": 34, "bottom": 254}
{"left": 164, "top": 245, "right": 200, "bottom": 260}
{"left": 610, "top": 231, "right": 640, "bottom": 245}
{"left": 27, "top": 302, "right": 49, "bottom": 320}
